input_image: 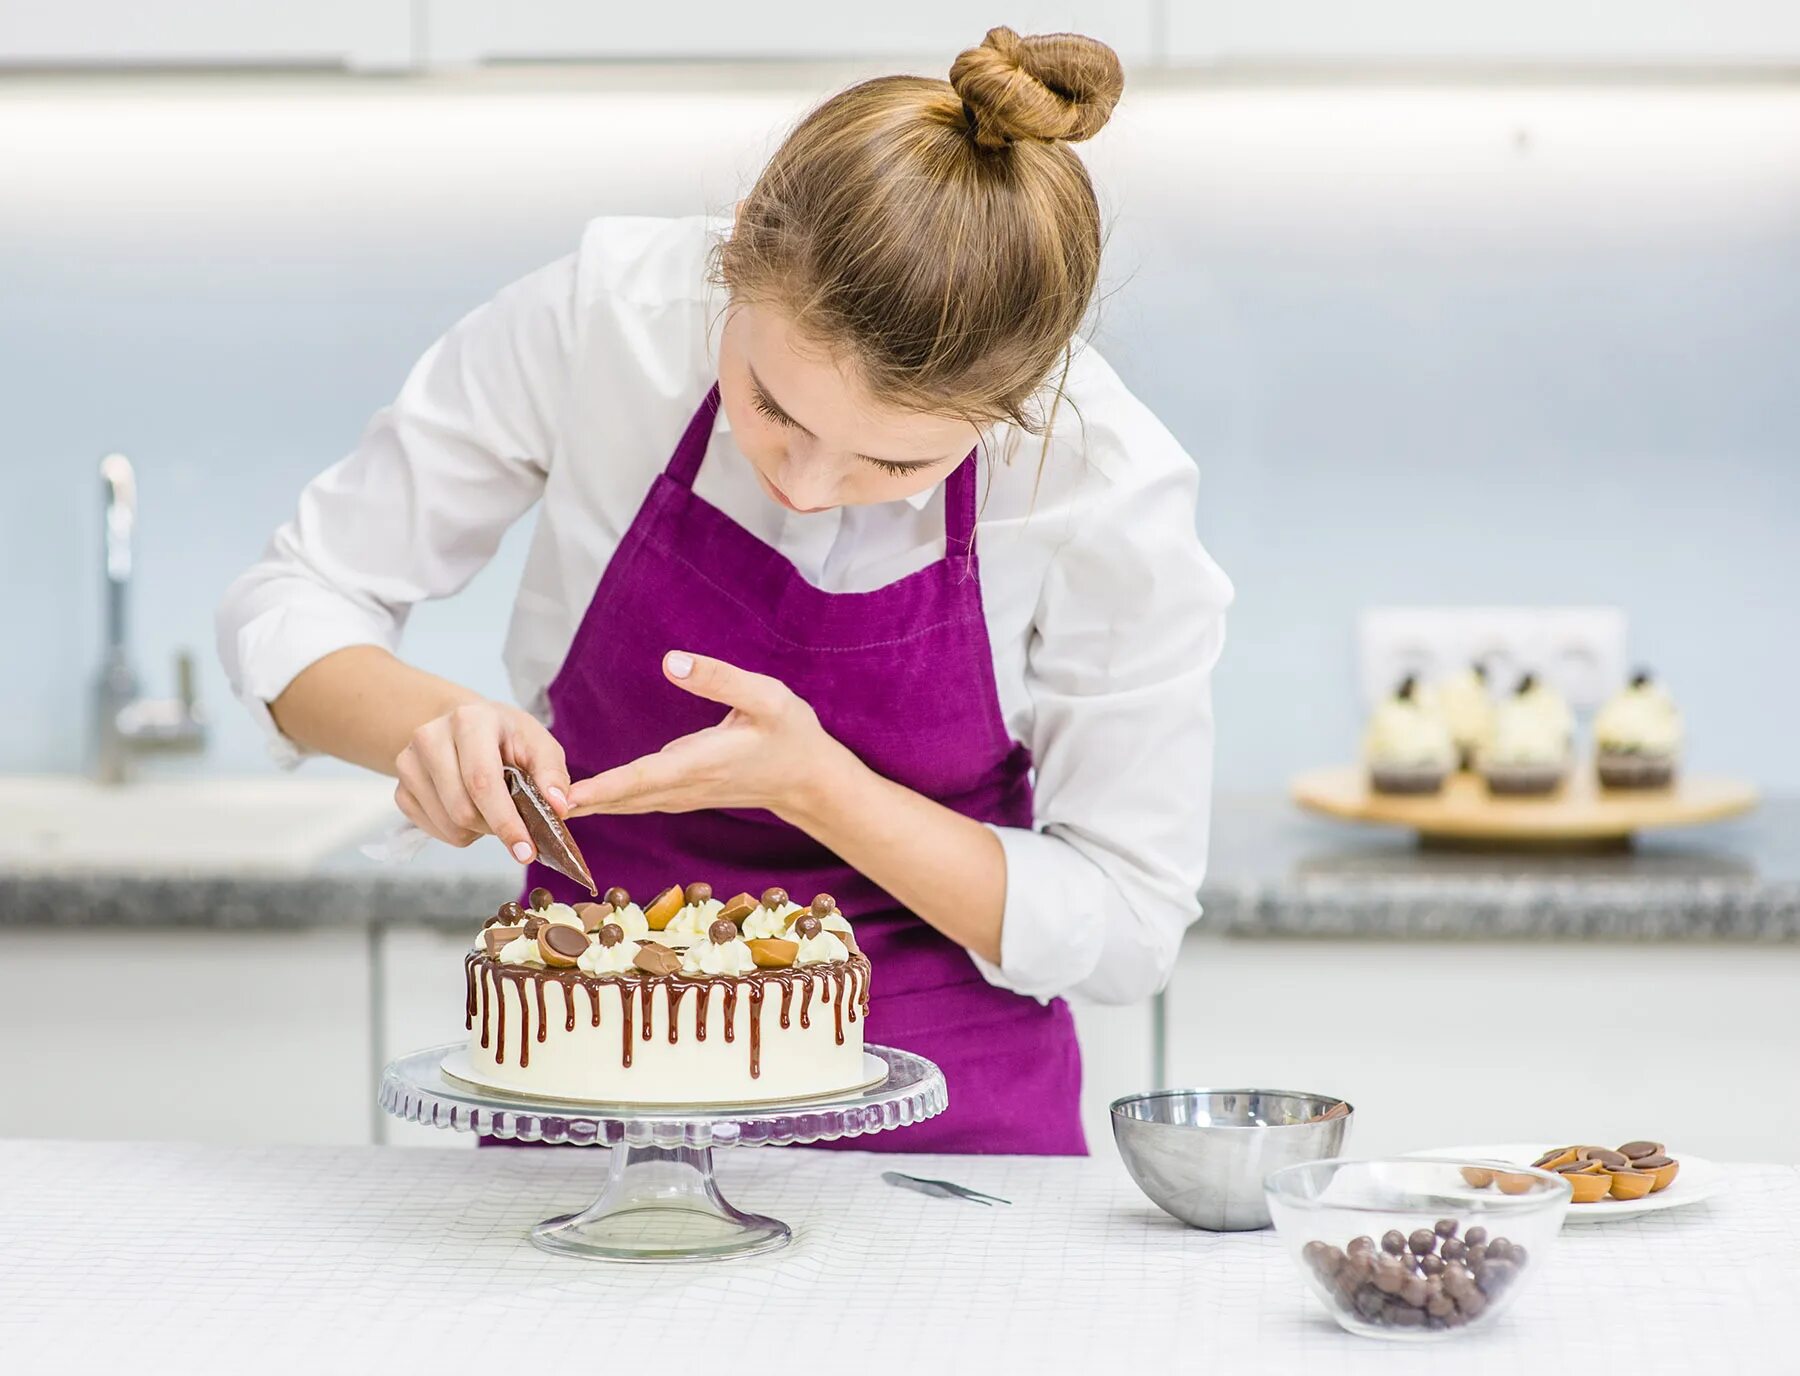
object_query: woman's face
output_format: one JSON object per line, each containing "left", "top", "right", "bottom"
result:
{"left": 717, "top": 303, "right": 977, "bottom": 513}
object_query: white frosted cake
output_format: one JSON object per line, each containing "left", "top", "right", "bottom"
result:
{"left": 460, "top": 883, "right": 870, "bottom": 1105}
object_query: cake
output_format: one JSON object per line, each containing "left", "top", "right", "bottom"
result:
{"left": 461, "top": 883, "right": 871, "bottom": 1105}
{"left": 1479, "top": 673, "right": 1572, "bottom": 796}
{"left": 1432, "top": 662, "right": 1496, "bottom": 772}
{"left": 1363, "top": 675, "right": 1456, "bottom": 795}
{"left": 1594, "top": 670, "right": 1681, "bottom": 790}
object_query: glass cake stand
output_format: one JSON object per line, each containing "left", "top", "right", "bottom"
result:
{"left": 379, "top": 1042, "right": 946, "bottom": 1263}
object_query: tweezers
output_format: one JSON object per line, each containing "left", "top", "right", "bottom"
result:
{"left": 881, "top": 1170, "right": 1012, "bottom": 1206}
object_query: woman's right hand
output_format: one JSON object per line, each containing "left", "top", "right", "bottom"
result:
{"left": 393, "top": 701, "right": 571, "bottom": 862}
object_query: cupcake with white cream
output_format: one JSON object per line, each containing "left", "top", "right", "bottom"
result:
{"left": 1363, "top": 676, "right": 1456, "bottom": 795}
{"left": 1594, "top": 670, "right": 1682, "bottom": 789}
{"left": 1433, "top": 662, "right": 1496, "bottom": 772}
{"left": 1480, "top": 674, "right": 1572, "bottom": 796}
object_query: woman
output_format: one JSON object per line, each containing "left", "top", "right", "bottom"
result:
{"left": 218, "top": 28, "right": 1231, "bottom": 1155}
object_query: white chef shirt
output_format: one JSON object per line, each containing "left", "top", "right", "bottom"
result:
{"left": 217, "top": 215, "right": 1232, "bottom": 1006}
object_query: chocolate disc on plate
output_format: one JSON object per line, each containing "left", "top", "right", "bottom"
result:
{"left": 504, "top": 765, "right": 596, "bottom": 896}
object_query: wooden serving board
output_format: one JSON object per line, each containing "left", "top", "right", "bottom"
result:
{"left": 1291, "top": 765, "right": 1757, "bottom": 843}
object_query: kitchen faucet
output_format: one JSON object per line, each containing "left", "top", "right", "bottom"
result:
{"left": 93, "top": 453, "right": 206, "bottom": 783}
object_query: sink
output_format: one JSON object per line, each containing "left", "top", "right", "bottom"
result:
{"left": 0, "top": 774, "right": 400, "bottom": 873}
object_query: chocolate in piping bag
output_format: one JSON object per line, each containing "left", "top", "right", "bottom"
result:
{"left": 504, "top": 765, "right": 596, "bottom": 895}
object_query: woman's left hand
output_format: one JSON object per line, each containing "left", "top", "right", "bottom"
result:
{"left": 565, "top": 652, "right": 852, "bottom": 820}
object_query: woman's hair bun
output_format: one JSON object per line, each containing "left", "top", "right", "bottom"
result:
{"left": 949, "top": 27, "right": 1124, "bottom": 150}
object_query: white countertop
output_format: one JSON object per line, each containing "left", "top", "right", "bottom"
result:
{"left": 3, "top": 1141, "right": 1793, "bottom": 1374}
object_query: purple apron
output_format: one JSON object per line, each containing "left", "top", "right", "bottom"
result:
{"left": 521, "top": 384, "right": 1085, "bottom": 1155}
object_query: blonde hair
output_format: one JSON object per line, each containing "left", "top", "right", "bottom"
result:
{"left": 717, "top": 27, "right": 1123, "bottom": 432}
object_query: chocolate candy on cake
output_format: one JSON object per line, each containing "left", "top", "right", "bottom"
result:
{"left": 505, "top": 765, "right": 596, "bottom": 896}
{"left": 538, "top": 923, "right": 590, "bottom": 968}
{"left": 810, "top": 894, "right": 837, "bottom": 917}
{"left": 484, "top": 900, "right": 524, "bottom": 928}
{"left": 576, "top": 902, "right": 614, "bottom": 932}
{"left": 596, "top": 923, "right": 626, "bottom": 948}
{"left": 718, "top": 893, "right": 758, "bottom": 926}
{"left": 528, "top": 887, "right": 554, "bottom": 911}
{"left": 684, "top": 881, "right": 713, "bottom": 906}
{"left": 794, "top": 914, "right": 822, "bottom": 939}
{"left": 708, "top": 919, "right": 738, "bottom": 945}
{"left": 633, "top": 942, "right": 681, "bottom": 976}
{"left": 604, "top": 886, "right": 631, "bottom": 909}
{"left": 760, "top": 886, "right": 788, "bottom": 910}
{"left": 483, "top": 925, "right": 524, "bottom": 957}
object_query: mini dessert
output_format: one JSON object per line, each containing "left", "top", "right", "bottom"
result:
{"left": 1303, "top": 1218, "right": 1527, "bottom": 1332}
{"left": 1432, "top": 663, "right": 1496, "bottom": 772}
{"left": 1363, "top": 676, "right": 1456, "bottom": 795}
{"left": 461, "top": 882, "right": 870, "bottom": 1105}
{"left": 1594, "top": 670, "right": 1682, "bottom": 790}
{"left": 1479, "top": 674, "right": 1572, "bottom": 796}
{"left": 1467, "top": 1141, "right": 1680, "bottom": 1205}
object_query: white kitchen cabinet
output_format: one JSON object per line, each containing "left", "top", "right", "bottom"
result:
{"left": 422, "top": 1, "right": 1155, "bottom": 66}
{"left": 0, "top": 929, "right": 373, "bottom": 1146}
{"left": 1167, "top": 0, "right": 1800, "bottom": 66}
{"left": 1165, "top": 934, "right": 1800, "bottom": 1163}
{"left": 0, "top": 2, "right": 412, "bottom": 70}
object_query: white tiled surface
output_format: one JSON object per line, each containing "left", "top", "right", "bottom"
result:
{"left": 1, "top": 1141, "right": 1792, "bottom": 1374}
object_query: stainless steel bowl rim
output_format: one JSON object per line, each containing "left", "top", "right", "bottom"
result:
{"left": 1263, "top": 1156, "right": 1575, "bottom": 1212}
{"left": 1110, "top": 1087, "right": 1353, "bottom": 1128}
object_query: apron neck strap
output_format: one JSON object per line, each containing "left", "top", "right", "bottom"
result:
{"left": 944, "top": 449, "right": 979, "bottom": 558}
{"left": 665, "top": 383, "right": 724, "bottom": 489}
{"left": 668, "top": 383, "right": 980, "bottom": 556}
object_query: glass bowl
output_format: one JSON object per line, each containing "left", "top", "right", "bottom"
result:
{"left": 1264, "top": 1157, "right": 1571, "bottom": 1340}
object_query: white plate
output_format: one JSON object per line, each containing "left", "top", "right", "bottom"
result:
{"left": 1417, "top": 1142, "right": 1725, "bottom": 1223}
{"left": 439, "top": 1048, "right": 890, "bottom": 1111}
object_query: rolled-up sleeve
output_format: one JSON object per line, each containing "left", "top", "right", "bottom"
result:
{"left": 974, "top": 410, "right": 1232, "bottom": 1005}
{"left": 216, "top": 255, "right": 576, "bottom": 764}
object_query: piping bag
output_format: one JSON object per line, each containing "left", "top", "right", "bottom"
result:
{"left": 360, "top": 765, "right": 597, "bottom": 896}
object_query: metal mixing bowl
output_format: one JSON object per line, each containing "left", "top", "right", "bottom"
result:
{"left": 1111, "top": 1088, "right": 1354, "bottom": 1231}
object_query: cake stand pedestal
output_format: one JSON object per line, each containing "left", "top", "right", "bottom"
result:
{"left": 379, "top": 1042, "right": 946, "bottom": 1263}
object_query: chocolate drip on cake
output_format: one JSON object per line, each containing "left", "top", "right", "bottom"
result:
{"left": 466, "top": 952, "right": 871, "bottom": 1080}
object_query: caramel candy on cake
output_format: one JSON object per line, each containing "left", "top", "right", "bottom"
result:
{"left": 685, "top": 881, "right": 713, "bottom": 906}
{"left": 506, "top": 766, "right": 596, "bottom": 896}
{"left": 604, "top": 886, "right": 631, "bottom": 909}
{"left": 539, "top": 923, "right": 590, "bottom": 968}
{"left": 1608, "top": 1168, "right": 1655, "bottom": 1201}
{"left": 576, "top": 902, "right": 614, "bottom": 933}
{"left": 760, "top": 886, "right": 789, "bottom": 910}
{"left": 718, "top": 893, "right": 758, "bottom": 926}
{"left": 708, "top": 919, "right": 738, "bottom": 945}
{"left": 634, "top": 942, "right": 681, "bottom": 976}
{"left": 596, "top": 923, "right": 626, "bottom": 948}
{"left": 644, "top": 885, "right": 684, "bottom": 930}
{"left": 483, "top": 925, "right": 524, "bottom": 958}
{"left": 529, "top": 887, "right": 554, "bottom": 911}
{"left": 749, "top": 938, "right": 798, "bottom": 969}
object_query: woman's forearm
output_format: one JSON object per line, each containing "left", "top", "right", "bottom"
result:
{"left": 269, "top": 645, "right": 481, "bottom": 776}
{"left": 780, "top": 746, "right": 1007, "bottom": 966}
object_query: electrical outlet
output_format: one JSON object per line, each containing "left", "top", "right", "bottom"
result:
{"left": 1358, "top": 607, "right": 1628, "bottom": 711}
